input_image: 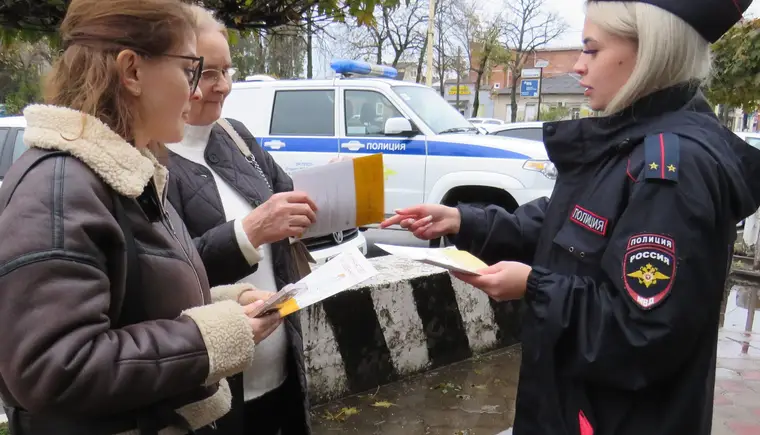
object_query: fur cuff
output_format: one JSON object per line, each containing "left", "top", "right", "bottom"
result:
{"left": 209, "top": 283, "right": 254, "bottom": 304}
{"left": 182, "top": 301, "right": 254, "bottom": 385}
{"left": 115, "top": 380, "right": 232, "bottom": 435}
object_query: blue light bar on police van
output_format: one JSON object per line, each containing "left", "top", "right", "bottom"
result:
{"left": 330, "top": 59, "right": 398, "bottom": 79}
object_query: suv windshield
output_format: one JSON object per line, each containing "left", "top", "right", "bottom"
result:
{"left": 392, "top": 85, "right": 477, "bottom": 135}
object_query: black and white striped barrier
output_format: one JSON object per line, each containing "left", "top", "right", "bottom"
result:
{"left": 300, "top": 255, "right": 523, "bottom": 404}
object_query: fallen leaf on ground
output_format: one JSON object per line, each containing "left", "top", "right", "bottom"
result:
{"left": 433, "top": 382, "right": 462, "bottom": 394}
{"left": 371, "top": 401, "right": 396, "bottom": 408}
{"left": 322, "top": 407, "right": 360, "bottom": 422}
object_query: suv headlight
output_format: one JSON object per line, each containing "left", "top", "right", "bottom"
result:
{"left": 523, "top": 160, "right": 557, "bottom": 180}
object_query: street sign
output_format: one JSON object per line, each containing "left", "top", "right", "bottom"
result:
{"left": 521, "top": 79, "right": 540, "bottom": 97}
{"left": 522, "top": 68, "right": 540, "bottom": 78}
{"left": 535, "top": 59, "right": 549, "bottom": 68}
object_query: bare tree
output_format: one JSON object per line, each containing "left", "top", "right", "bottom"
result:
{"left": 382, "top": 0, "right": 427, "bottom": 67}
{"left": 430, "top": 0, "right": 457, "bottom": 95}
{"left": 450, "top": 0, "right": 479, "bottom": 78}
{"left": 503, "top": 0, "right": 567, "bottom": 122}
{"left": 470, "top": 15, "right": 510, "bottom": 117}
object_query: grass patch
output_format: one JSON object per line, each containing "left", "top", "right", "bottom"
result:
{"left": 0, "top": 422, "right": 8, "bottom": 435}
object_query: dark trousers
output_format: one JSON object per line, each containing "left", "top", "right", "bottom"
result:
{"left": 198, "top": 373, "right": 306, "bottom": 435}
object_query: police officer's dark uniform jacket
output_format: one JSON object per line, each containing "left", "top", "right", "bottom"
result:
{"left": 449, "top": 2, "right": 758, "bottom": 433}
{"left": 164, "top": 119, "right": 310, "bottom": 434}
{"left": 451, "top": 85, "right": 760, "bottom": 433}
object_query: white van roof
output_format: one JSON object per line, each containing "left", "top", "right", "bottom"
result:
{"left": 0, "top": 116, "right": 26, "bottom": 128}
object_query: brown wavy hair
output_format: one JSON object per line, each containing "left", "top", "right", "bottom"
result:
{"left": 45, "top": 0, "right": 196, "bottom": 141}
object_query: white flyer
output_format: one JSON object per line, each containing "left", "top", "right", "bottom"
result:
{"left": 263, "top": 246, "right": 378, "bottom": 317}
{"left": 375, "top": 243, "right": 488, "bottom": 275}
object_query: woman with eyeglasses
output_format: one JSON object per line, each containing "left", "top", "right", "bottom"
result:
{"left": 163, "top": 6, "right": 315, "bottom": 435}
{"left": 0, "top": 1, "right": 282, "bottom": 434}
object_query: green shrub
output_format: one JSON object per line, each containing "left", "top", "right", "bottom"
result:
{"left": 0, "top": 421, "right": 8, "bottom": 435}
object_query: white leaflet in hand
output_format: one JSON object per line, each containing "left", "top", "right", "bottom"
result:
{"left": 270, "top": 246, "right": 378, "bottom": 317}
{"left": 374, "top": 243, "right": 487, "bottom": 275}
{"left": 294, "top": 246, "right": 378, "bottom": 308}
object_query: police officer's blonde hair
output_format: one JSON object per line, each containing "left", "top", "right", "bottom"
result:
{"left": 188, "top": 4, "right": 228, "bottom": 37}
{"left": 585, "top": 1, "right": 711, "bottom": 115}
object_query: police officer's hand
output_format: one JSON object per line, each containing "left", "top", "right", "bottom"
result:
{"left": 452, "top": 262, "right": 532, "bottom": 301}
{"left": 242, "top": 191, "right": 318, "bottom": 247}
{"left": 243, "top": 300, "right": 283, "bottom": 345}
{"left": 379, "top": 204, "right": 461, "bottom": 240}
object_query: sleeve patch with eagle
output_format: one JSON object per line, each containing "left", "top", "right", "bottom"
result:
{"left": 623, "top": 234, "right": 676, "bottom": 310}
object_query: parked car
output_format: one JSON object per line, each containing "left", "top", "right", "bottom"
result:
{"left": 0, "top": 115, "right": 28, "bottom": 187}
{"left": 223, "top": 60, "right": 557, "bottom": 248}
{"left": 468, "top": 118, "right": 506, "bottom": 133}
{"left": 0, "top": 115, "right": 362, "bottom": 264}
{"left": 735, "top": 131, "right": 760, "bottom": 150}
{"left": 488, "top": 122, "right": 545, "bottom": 142}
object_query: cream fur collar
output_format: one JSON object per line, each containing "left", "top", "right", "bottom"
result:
{"left": 22, "top": 104, "right": 168, "bottom": 198}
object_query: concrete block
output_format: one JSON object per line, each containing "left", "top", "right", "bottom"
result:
{"left": 301, "top": 255, "right": 523, "bottom": 404}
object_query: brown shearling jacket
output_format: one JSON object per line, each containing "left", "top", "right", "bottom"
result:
{"left": 0, "top": 105, "right": 257, "bottom": 434}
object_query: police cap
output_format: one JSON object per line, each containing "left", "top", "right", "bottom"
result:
{"left": 590, "top": 0, "right": 752, "bottom": 42}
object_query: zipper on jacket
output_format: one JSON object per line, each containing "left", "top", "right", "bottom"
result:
{"left": 151, "top": 180, "right": 205, "bottom": 303}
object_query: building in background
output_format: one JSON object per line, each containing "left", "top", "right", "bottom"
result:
{"left": 440, "top": 80, "right": 494, "bottom": 118}
{"left": 394, "top": 62, "right": 420, "bottom": 83}
{"left": 466, "top": 46, "right": 588, "bottom": 122}
{"left": 493, "top": 73, "right": 594, "bottom": 121}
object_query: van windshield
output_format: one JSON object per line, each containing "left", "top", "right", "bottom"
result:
{"left": 392, "top": 86, "right": 478, "bottom": 135}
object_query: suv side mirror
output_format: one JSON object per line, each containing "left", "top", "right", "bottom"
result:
{"left": 384, "top": 117, "right": 416, "bottom": 136}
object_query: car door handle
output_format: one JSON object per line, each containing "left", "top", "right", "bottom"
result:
{"left": 263, "top": 140, "right": 286, "bottom": 150}
{"left": 341, "top": 140, "right": 365, "bottom": 151}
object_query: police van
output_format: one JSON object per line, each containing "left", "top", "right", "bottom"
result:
{"left": 0, "top": 115, "right": 362, "bottom": 263}
{"left": 222, "top": 60, "right": 558, "bottom": 244}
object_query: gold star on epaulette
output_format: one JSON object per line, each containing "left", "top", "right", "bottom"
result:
{"left": 667, "top": 164, "right": 676, "bottom": 172}
{"left": 649, "top": 162, "right": 658, "bottom": 170}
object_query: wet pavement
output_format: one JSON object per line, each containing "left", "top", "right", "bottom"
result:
{"left": 311, "top": 346, "right": 520, "bottom": 435}
{"left": 312, "top": 285, "right": 760, "bottom": 435}
{"left": 713, "top": 285, "right": 760, "bottom": 435}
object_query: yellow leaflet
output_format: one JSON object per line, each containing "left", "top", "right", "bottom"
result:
{"left": 352, "top": 153, "right": 385, "bottom": 227}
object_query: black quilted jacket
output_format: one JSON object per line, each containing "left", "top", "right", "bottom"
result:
{"left": 166, "top": 118, "right": 310, "bottom": 434}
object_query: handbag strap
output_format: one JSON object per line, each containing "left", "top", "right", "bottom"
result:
{"left": 216, "top": 118, "right": 273, "bottom": 193}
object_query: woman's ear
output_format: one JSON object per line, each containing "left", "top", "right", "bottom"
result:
{"left": 116, "top": 49, "right": 143, "bottom": 97}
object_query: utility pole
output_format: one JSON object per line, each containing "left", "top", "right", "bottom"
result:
{"left": 456, "top": 46, "right": 461, "bottom": 111}
{"left": 536, "top": 67, "right": 543, "bottom": 121}
{"left": 425, "top": 0, "right": 436, "bottom": 86}
{"left": 535, "top": 59, "right": 549, "bottom": 121}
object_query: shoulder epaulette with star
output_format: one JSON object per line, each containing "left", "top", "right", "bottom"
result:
{"left": 644, "top": 132, "right": 679, "bottom": 183}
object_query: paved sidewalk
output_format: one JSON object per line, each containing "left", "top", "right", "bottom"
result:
{"left": 712, "top": 285, "right": 760, "bottom": 435}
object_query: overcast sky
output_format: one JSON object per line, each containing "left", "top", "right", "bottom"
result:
{"left": 311, "top": 0, "right": 760, "bottom": 77}
{"left": 491, "top": 0, "right": 760, "bottom": 47}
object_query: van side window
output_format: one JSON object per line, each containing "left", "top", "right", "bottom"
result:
{"left": 344, "top": 90, "right": 404, "bottom": 137}
{"left": 270, "top": 90, "right": 335, "bottom": 136}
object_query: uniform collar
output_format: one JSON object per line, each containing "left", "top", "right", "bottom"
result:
{"left": 543, "top": 82, "right": 706, "bottom": 167}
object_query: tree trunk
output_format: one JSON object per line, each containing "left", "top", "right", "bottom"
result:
{"left": 509, "top": 71, "right": 518, "bottom": 122}
{"left": 306, "top": 9, "right": 313, "bottom": 78}
{"left": 473, "top": 70, "right": 483, "bottom": 118}
{"left": 416, "top": 37, "right": 427, "bottom": 83}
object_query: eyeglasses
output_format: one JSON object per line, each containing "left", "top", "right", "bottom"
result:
{"left": 63, "top": 39, "right": 205, "bottom": 93}
{"left": 154, "top": 53, "right": 205, "bottom": 94}
{"left": 200, "top": 67, "right": 237, "bottom": 84}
